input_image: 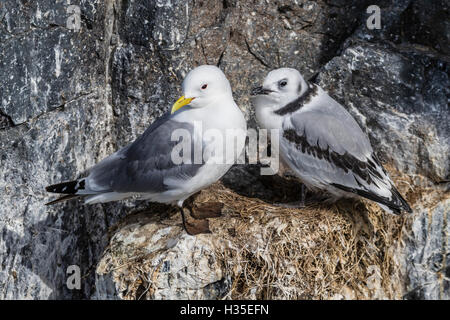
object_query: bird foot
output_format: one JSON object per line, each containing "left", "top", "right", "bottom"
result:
{"left": 190, "top": 202, "right": 224, "bottom": 219}
{"left": 184, "top": 219, "right": 211, "bottom": 235}
{"left": 179, "top": 207, "right": 211, "bottom": 235}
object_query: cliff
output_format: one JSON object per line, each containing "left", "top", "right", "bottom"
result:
{"left": 0, "top": 0, "right": 448, "bottom": 299}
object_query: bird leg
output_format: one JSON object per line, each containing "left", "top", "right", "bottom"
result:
{"left": 179, "top": 207, "right": 211, "bottom": 235}
{"left": 190, "top": 202, "right": 224, "bottom": 219}
{"left": 272, "top": 184, "right": 307, "bottom": 209}
{"left": 300, "top": 183, "right": 306, "bottom": 207}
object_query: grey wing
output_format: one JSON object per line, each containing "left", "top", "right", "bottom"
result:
{"left": 289, "top": 102, "right": 373, "bottom": 160}
{"left": 84, "top": 113, "right": 202, "bottom": 194}
{"left": 282, "top": 102, "right": 410, "bottom": 213}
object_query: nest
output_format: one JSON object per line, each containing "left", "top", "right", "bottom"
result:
{"left": 201, "top": 183, "right": 406, "bottom": 299}
{"left": 96, "top": 164, "right": 437, "bottom": 300}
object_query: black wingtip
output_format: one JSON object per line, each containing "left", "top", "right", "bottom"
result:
{"left": 331, "top": 183, "right": 413, "bottom": 215}
{"left": 402, "top": 202, "right": 413, "bottom": 214}
{"left": 391, "top": 187, "right": 413, "bottom": 214}
{"left": 391, "top": 204, "right": 412, "bottom": 215}
{"left": 45, "top": 179, "right": 85, "bottom": 194}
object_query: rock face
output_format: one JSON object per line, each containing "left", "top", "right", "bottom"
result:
{"left": 0, "top": 0, "right": 448, "bottom": 299}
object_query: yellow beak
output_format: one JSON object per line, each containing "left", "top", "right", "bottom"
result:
{"left": 171, "top": 96, "right": 194, "bottom": 114}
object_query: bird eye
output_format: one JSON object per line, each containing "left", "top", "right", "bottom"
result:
{"left": 279, "top": 80, "right": 288, "bottom": 88}
{"left": 201, "top": 84, "right": 208, "bottom": 90}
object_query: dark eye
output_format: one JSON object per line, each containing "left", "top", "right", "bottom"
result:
{"left": 201, "top": 84, "right": 208, "bottom": 89}
{"left": 279, "top": 80, "right": 288, "bottom": 88}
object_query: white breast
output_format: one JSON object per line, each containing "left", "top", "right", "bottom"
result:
{"left": 255, "top": 104, "right": 283, "bottom": 130}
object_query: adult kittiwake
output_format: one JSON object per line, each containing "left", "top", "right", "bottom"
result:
{"left": 251, "top": 68, "right": 411, "bottom": 214}
{"left": 46, "top": 65, "right": 247, "bottom": 234}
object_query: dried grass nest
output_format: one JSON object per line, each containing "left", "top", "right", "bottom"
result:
{"left": 97, "top": 165, "right": 440, "bottom": 300}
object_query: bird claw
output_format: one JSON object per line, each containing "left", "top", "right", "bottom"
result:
{"left": 184, "top": 219, "right": 211, "bottom": 235}
{"left": 190, "top": 202, "right": 224, "bottom": 219}
{"left": 179, "top": 207, "right": 212, "bottom": 235}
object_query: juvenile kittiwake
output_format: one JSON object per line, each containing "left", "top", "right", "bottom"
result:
{"left": 251, "top": 68, "right": 412, "bottom": 214}
{"left": 46, "top": 65, "right": 247, "bottom": 234}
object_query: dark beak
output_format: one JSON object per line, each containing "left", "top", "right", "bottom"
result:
{"left": 251, "top": 86, "right": 273, "bottom": 96}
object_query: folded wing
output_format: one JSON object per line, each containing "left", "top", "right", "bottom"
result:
{"left": 85, "top": 113, "right": 203, "bottom": 195}
{"left": 281, "top": 99, "right": 411, "bottom": 213}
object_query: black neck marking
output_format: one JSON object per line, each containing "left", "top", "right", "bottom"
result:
{"left": 274, "top": 82, "right": 318, "bottom": 116}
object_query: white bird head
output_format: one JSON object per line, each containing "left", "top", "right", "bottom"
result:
{"left": 171, "top": 65, "right": 233, "bottom": 113}
{"left": 251, "top": 68, "right": 309, "bottom": 109}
